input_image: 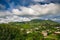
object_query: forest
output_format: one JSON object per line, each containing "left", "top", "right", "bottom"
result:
{"left": 0, "top": 19, "right": 60, "bottom": 40}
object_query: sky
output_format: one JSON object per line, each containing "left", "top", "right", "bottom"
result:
{"left": 0, "top": 0, "right": 60, "bottom": 23}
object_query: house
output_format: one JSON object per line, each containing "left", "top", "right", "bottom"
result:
{"left": 42, "top": 31, "right": 48, "bottom": 37}
{"left": 54, "top": 31, "right": 60, "bottom": 34}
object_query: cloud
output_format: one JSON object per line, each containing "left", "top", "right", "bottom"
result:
{"left": 33, "top": 0, "right": 60, "bottom": 3}
{"left": 0, "top": 11, "right": 13, "bottom": 17}
{"left": 0, "top": 15, "right": 40, "bottom": 23}
{"left": 47, "top": 0, "right": 60, "bottom": 3}
{"left": 33, "top": 0, "right": 45, "bottom": 2}
{"left": 0, "top": 3, "right": 60, "bottom": 23}
{"left": 12, "top": 3, "right": 60, "bottom": 16}
{"left": 30, "top": 3, "right": 60, "bottom": 15}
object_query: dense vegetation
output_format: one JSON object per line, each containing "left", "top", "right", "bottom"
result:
{"left": 0, "top": 19, "right": 60, "bottom": 40}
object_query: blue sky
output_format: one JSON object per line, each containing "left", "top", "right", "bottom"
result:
{"left": 0, "top": 0, "right": 60, "bottom": 9}
{"left": 0, "top": 0, "right": 60, "bottom": 23}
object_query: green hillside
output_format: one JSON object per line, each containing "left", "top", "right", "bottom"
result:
{"left": 0, "top": 19, "right": 60, "bottom": 40}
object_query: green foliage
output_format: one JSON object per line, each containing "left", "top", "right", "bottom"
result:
{"left": 0, "top": 19, "right": 60, "bottom": 40}
{"left": 0, "top": 24, "right": 21, "bottom": 40}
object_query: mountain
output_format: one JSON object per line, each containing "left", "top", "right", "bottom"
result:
{"left": 8, "top": 19, "right": 60, "bottom": 27}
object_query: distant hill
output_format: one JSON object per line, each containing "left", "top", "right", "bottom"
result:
{"left": 7, "top": 19, "right": 60, "bottom": 27}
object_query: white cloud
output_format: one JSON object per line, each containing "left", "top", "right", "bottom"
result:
{"left": 0, "top": 3, "right": 60, "bottom": 23}
{"left": 12, "top": 9, "right": 22, "bottom": 15}
{"left": 0, "top": 15, "right": 40, "bottom": 23}
{"left": 29, "top": 3, "right": 60, "bottom": 15}
{"left": 33, "top": 0, "right": 45, "bottom": 2}
{"left": 0, "top": 11, "right": 12, "bottom": 16}
{"left": 12, "top": 3, "right": 60, "bottom": 16}
{"left": 0, "top": 15, "right": 31, "bottom": 23}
